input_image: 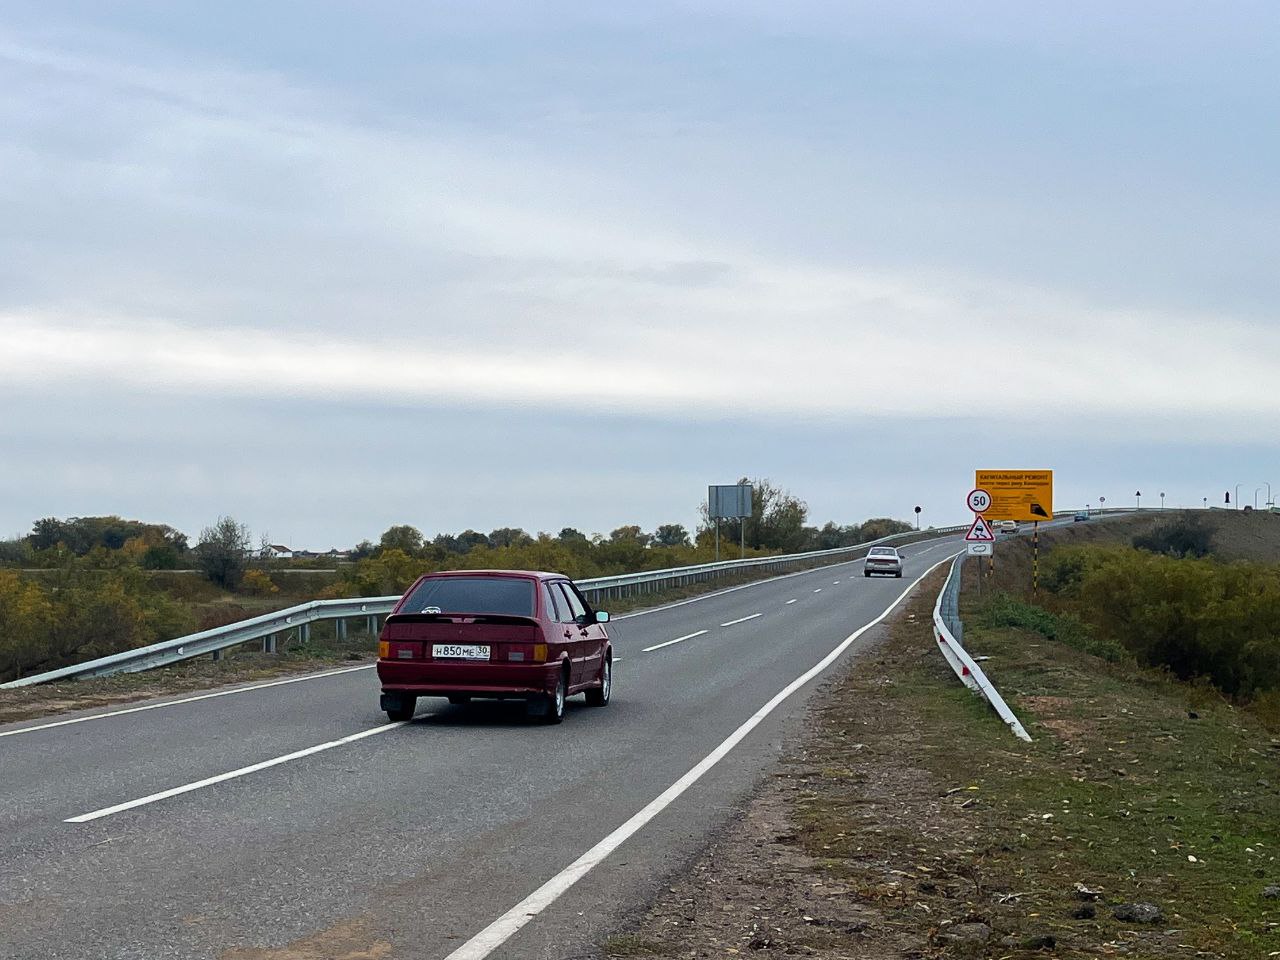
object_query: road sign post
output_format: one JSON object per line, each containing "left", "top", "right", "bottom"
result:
{"left": 1033, "top": 521, "right": 1040, "bottom": 596}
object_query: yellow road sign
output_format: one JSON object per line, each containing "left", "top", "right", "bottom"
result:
{"left": 975, "top": 470, "right": 1054, "bottom": 522}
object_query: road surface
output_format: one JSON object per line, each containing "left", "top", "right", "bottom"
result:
{"left": 0, "top": 534, "right": 978, "bottom": 959}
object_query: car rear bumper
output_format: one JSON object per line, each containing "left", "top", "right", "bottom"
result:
{"left": 377, "top": 659, "right": 561, "bottom": 697}
{"left": 864, "top": 563, "right": 902, "bottom": 574}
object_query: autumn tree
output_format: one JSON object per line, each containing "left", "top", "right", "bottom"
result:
{"left": 196, "top": 516, "right": 252, "bottom": 589}
{"left": 379, "top": 525, "right": 424, "bottom": 555}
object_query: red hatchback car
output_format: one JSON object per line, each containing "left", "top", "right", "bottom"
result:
{"left": 377, "top": 570, "right": 612, "bottom": 724}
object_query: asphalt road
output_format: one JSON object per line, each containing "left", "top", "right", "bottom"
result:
{"left": 0, "top": 533, "right": 982, "bottom": 959}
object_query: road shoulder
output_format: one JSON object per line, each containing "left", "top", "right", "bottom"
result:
{"left": 599, "top": 568, "right": 1280, "bottom": 959}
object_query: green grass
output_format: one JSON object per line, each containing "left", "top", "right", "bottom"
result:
{"left": 913, "top": 616, "right": 1280, "bottom": 955}
{"left": 776, "top": 577, "right": 1280, "bottom": 958}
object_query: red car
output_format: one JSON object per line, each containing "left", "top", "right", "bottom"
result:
{"left": 377, "top": 570, "right": 612, "bottom": 724}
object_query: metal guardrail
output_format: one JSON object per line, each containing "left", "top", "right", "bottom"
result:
{"left": 931, "top": 553, "right": 1031, "bottom": 742}
{"left": 2, "top": 526, "right": 968, "bottom": 688}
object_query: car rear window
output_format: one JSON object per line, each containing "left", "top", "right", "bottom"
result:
{"left": 869, "top": 548, "right": 897, "bottom": 556}
{"left": 399, "top": 576, "right": 535, "bottom": 617}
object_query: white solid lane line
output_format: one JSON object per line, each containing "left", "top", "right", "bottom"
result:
{"left": 785, "top": 599, "right": 798, "bottom": 605}
{"left": 0, "top": 665, "right": 376, "bottom": 740}
{"left": 65, "top": 722, "right": 407, "bottom": 823}
{"left": 642, "top": 631, "right": 708, "bottom": 653}
{"left": 441, "top": 556, "right": 958, "bottom": 960}
{"left": 719, "top": 613, "right": 762, "bottom": 628}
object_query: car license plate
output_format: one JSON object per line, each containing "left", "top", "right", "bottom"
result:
{"left": 432, "top": 644, "right": 490, "bottom": 660}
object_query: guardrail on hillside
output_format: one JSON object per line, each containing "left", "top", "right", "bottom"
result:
{"left": 3, "top": 526, "right": 967, "bottom": 688}
{"left": 932, "top": 553, "right": 1031, "bottom": 742}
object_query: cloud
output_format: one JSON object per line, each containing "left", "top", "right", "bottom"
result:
{"left": 1, "top": 21, "right": 1276, "bottom": 438}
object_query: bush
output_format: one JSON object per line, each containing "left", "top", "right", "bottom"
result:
{"left": 1133, "top": 519, "right": 1213, "bottom": 558}
{"left": 1039, "top": 546, "right": 1280, "bottom": 699}
{"left": 0, "top": 566, "right": 195, "bottom": 682}
{"left": 980, "top": 593, "right": 1128, "bottom": 663}
{"left": 195, "top": 516, "right": 251, "bottom": 589}
{"left": 241, "top": 569, "right": 279, "bottom": 596}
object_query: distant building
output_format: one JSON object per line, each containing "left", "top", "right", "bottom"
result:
{"left": 263, "top": 544, "right": 294, "bottom": 559}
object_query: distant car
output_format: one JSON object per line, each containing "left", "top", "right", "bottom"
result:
{"left": 376, "top": 570, "right": 612, "bottom": 724}
{"left": 863, "top": 546, "right": 903, "bottom": 578}
{"left": 996, "top": 520, "right": 1019, "bottom": 534}
{"left": 1073, "top": 512, "right": 1089, "bottom": 522}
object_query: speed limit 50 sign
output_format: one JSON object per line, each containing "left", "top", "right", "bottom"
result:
{"left": 967, "top": 488, "right": 992, "bottom": 513}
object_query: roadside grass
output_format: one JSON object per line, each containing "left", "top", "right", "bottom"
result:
{"left": 787, "top": 579, "right": 1280, "bottom": 958}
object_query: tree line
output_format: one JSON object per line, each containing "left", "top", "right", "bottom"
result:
{"left": 0, "top": 479, "right": 914, "bottom": 680}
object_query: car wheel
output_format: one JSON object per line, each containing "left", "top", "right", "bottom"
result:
{"left": 895, "top": 571, "right": 903, "bottom": 578}
{"left": 529, "top": 667, "right": 568, "bottom": 724}
{"left": 447, "top": 694, "right": 471, "bottom": 705}
{"left": 585, "top": 657, "right": 611, "bottom": 707}
{"left": 863, "top": 571, "right": 871, "bottom": 578}
{"left": 384, "top": 694, "right": 416, "bottom": 723}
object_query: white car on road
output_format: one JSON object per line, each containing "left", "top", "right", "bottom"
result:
{"left": 863, "top": 546, "right": 904, "bottom": 578}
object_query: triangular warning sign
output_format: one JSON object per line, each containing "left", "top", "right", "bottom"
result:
{"left": 965, "top": 516, "right": 996, "bottom": 542}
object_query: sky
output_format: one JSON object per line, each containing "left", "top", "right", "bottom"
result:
{"left": 2, "top": 2, "right": 1278, "bottom": 547}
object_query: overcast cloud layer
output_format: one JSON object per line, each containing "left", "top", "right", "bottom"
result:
{"left": 2, "top": 2, "right": 1277, "bottom": 545}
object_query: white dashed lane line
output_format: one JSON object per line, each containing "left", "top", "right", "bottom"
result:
{"left": 813, "top": 588, "right": 822, "bottom": 593}
{"left": 719, "top": 614, "right": 763, "bottom": 628}
{"left": 785, "top": 599, "right": 798, "bottom": 605}
{"left": 642, "top": 631, "right": 708, "bottom": 653}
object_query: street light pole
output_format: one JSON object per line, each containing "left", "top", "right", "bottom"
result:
{"left": 1256, "top": 487, "right": 1263, "bottom": 510}
{"left": 1235, "top": 483, "right": 1243, "bottom": 510}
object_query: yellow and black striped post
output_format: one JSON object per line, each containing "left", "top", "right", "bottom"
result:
{"left": 1032, "top": 520, "right": 1040, "bottom": 596}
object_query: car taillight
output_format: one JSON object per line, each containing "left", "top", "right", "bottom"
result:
{"left": 533, "top": 643, "right": 547, "bottom": 663}
{"left": 378, "top": 641, "right": 390, "bottom": 658}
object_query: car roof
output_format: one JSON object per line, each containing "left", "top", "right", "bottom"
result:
{"left": 416, "top": 569, "right": 565, "bottom": 581}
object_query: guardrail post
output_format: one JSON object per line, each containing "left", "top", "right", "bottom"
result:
{"left": 212, "top": 648, "right": 222, "bottom": 662}
{"left": 336, "top": 618, "right": 347, "bottom": 643}
{"left": 366, "top": 615, "right": 377, "bottom": 635}
{"left": 262, "top": 634, "right": 277, "bottom": 654}
{"left": 300, "top": 623, "right": 310, "bottom": 645}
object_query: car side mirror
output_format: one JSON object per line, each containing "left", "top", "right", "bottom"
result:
{"left": 595, "top": 610, "right": 610, "bottom": 623}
